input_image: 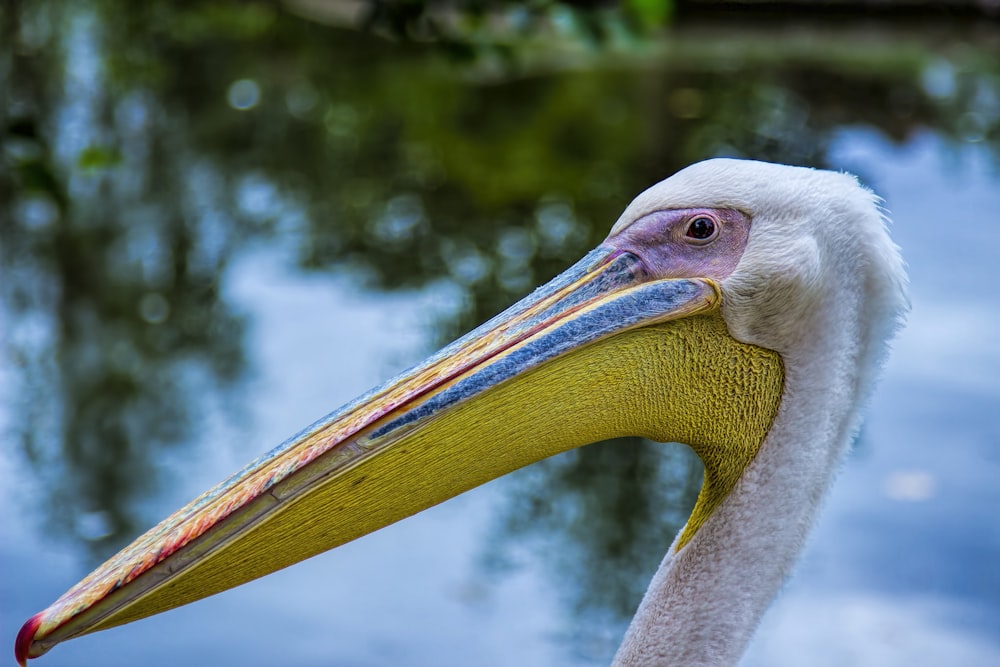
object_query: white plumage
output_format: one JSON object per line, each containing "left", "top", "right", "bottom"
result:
{"left": 613, "top": 160, "right": 908, "bottom": 665}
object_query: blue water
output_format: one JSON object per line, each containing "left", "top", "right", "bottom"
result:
{"left": 2, "top": 129, "right": 998, "bottom": 666}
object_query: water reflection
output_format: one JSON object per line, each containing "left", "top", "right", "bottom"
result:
{"left": 4, "top": 3, "right": 255, "bottom": 556}
{"left": 3, "top": 1, "right": 999, "bottom": 664}
{"left": 487, "top": 438, "right": 703, "bottom": 661}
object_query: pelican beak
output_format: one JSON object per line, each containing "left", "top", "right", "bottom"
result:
{"left": 16, "top": 242, "right": 783, "bottom": 664}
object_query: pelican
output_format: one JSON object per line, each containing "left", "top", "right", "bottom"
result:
{"left": 15, "top": 158, "right": 908, "bottom": 666}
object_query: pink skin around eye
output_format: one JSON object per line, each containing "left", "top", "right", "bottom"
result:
{"left": 605, "top": 208, "right": 751, "bottom": 282}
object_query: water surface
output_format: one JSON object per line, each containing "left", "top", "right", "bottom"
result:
{"left": 2, "top": 3, "right": 999, "bottom": 665}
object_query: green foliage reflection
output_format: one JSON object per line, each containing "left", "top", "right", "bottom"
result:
{"left": 2, "top": 0, "right": 998, "bottom": 659}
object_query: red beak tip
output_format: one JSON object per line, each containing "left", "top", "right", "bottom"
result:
{"left": 14, "top": 613, "right": 43, "bottom": 667}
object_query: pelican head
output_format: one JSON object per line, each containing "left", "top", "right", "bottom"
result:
{"left": 16, "top": 159, "right": 908, "bottom": 666}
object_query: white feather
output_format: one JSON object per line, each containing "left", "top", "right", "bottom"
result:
{"left": 611, "top": 159, "right": 909, "bottom": 666}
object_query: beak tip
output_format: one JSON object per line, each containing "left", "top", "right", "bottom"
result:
{"left": 15, "top": 612, "right": 43, "bottom": 666}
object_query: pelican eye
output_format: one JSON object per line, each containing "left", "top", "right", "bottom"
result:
{"left": 684, "top": 216, "right": 717, "bottom": 243}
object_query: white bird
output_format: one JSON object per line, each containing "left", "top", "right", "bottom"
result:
{"left": 16, "top": 159, "right": 908, "bottom": 667}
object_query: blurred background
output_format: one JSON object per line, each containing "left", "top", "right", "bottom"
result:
{"left": 2, "top": 1, "right": 998, "bottom": 665}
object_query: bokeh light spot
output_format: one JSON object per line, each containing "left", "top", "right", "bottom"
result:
{"left": 227, "top": 79, "right": 261, "bottom": 110}
{"left": 139, "top": 292, "right": 170, "bottom": 325}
